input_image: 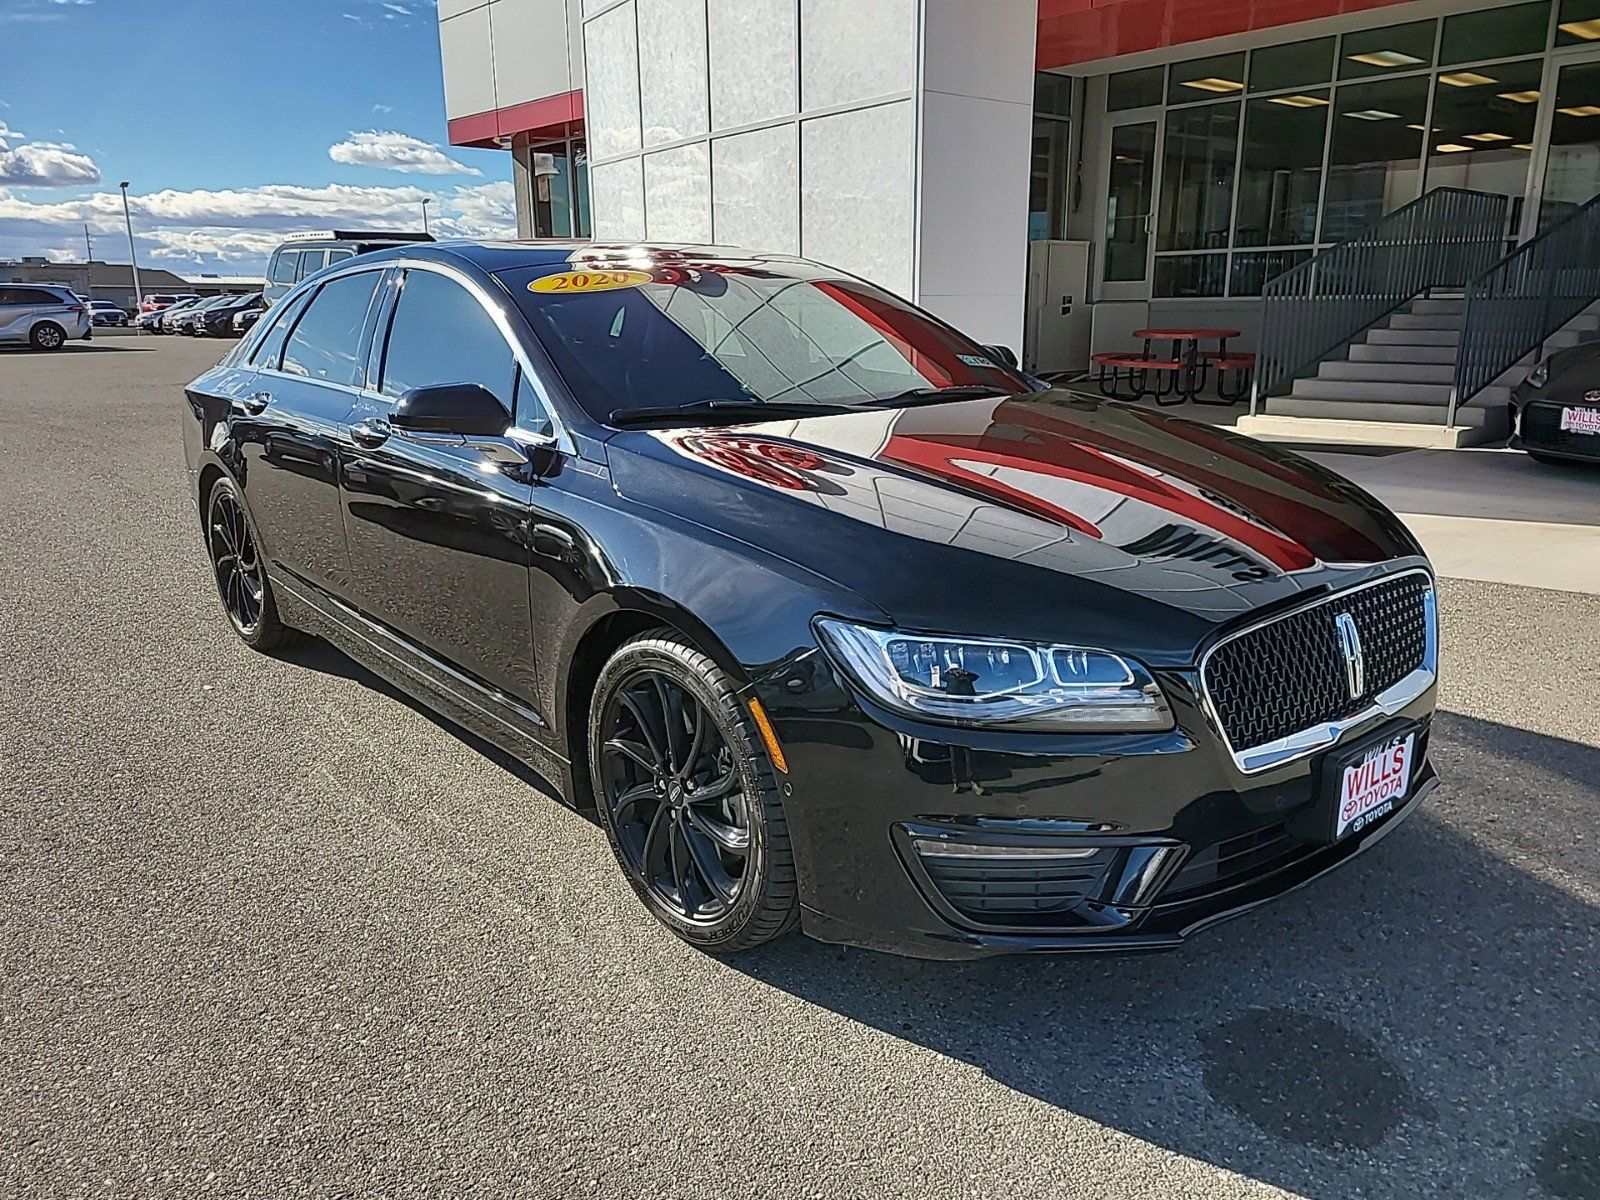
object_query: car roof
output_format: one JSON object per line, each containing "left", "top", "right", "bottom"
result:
{"left": 346, "top": 239, "right": 805, "bottom": 278}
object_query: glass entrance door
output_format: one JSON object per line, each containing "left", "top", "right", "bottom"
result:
{"left": 1101, "top": 119, "right": 1158, "bottom": 299}
{"left": 1537, "top": 55, "right": 1600, "bottom": 230}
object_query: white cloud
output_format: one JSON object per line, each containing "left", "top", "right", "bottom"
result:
{"left": 329, "top": 130, "right": 481, "bottom": 177}
{"left": 0, "top": 180, "right": 515, "bottom": 272}
{"left": 372, "top": 103, "right": 394, "bottom": 114}
{"left": 0, "top": 132, "right": 101, "bottom": 188}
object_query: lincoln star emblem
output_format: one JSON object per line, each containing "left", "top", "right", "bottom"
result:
{"left": 1334, "top": 611, "right": 1365, "bottom": 701}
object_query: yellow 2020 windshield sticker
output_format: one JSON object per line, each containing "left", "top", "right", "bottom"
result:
{"left": 528, "top": 269, "right": 652, "bottom": 295}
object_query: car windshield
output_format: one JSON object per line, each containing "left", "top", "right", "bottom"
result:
{"left": 503, "top": 258, "right": 1032, "bottom": 424}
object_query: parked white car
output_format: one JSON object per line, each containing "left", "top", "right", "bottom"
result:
{"left": 0, "top": 284, "right": 92, "bottom": 350}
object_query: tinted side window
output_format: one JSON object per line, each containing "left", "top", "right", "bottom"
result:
{"left": 0, "top": 288, "right": 19, "bottom": 305}
{"left": 296, "top": 250, "right": 327, "bottom": 280}
{"left": 280, "top": 272, "right": 382, "bottom": 387}
{"left": 246, "top": 293, "right": 303, "bottom": 367}
{"left": 379, "top": 269, "right": 516, "bottom": 410}
{"left": 326, "top": 249, "right": 355, "bottom": 264}
{"left": 15, "top": 288, "right": 59, "bottom": 305}
{"left": 269, "top": 252, "right": 298, "bottom": 284}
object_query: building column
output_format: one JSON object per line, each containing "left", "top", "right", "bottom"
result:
{"left": 579, "top": 0, "right": 1038, "bottom": 348}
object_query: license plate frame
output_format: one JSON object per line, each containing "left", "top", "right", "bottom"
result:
{"left": 1560, "top": 405, "right": 1600, "bottom": 436}
{"left": 1322, "top": 725, "right": 1417, "bottom": 844}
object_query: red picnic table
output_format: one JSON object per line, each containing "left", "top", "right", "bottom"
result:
{"left": 1133, "top": 327, "right": 1250, "bottom": 405}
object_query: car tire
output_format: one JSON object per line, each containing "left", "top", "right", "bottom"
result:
{"left": 589, "top": 631, "right": 798, "bottom": 954}
{"left": 30, "top": 322, "right": 66, "bottom": 351}
{"left": 204, "top": 475, "right": 297, "bottom": 653}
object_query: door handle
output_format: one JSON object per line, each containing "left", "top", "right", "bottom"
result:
{"left": 349, "top": 417, "right": 391, "bottom": 448}
{"left": 237, "top": 390, "right": 271, "bottom": 415}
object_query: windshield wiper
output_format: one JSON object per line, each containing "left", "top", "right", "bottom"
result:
{"left": 863, "top": 385, "right": 1010, "bottom": 408}
{"left": 608, "top": 399, "right": 865, "bottom": 426}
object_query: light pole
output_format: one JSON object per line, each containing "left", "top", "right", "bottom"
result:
{"left": 119, "top": 182, "right": 144, "bottom": 327}
{"left": 421, "top": 196, "right": 432, "bottom": 236}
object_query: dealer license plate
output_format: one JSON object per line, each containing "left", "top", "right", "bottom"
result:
{"left": 1334, "top": 733, "right": 1414, "bottom": 841}
{"left": 1561, "top": 406, "right": 1600, "bottom": 435}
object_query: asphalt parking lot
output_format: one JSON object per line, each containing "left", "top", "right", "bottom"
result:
{"left": 2, "top": 335, "right": 1598, "bottom": 1199}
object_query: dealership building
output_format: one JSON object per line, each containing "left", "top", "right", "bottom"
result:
{"left": 438, "top": 0, "right": 1600, "bottom": 443}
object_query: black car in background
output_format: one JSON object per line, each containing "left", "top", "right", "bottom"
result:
{"left": 196, "top": 293, "right": 263, "bottom": 337}
{"left": 232, "top": 304, "right": 263, "bottom": 338}
{"left": 182, "top": 242, "right": 1439, "bottom": 960}
{"left": 172, "top": 295, "right": 237, "bottom": 336}
{"left": 149, "top": 296, "right": 205, "bottom": 334}
{"left": 262, "top": 230, "right": 433, "bottom": 307}
{"left": 1509, "top": 342, "right": 1600, "bottom": 465}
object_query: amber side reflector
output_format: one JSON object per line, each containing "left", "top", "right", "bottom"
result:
{"left": 747, "top": 697, "right": 789, "bottom": 774}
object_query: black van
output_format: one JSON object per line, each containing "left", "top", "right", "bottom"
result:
{"left": 262, "top": 231, "right": 434, "bottom": 307}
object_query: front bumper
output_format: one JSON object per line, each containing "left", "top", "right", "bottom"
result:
{"left": 754, "top": 648, "right": 1438, "bottom": 960}
{"left": 1509, "top": 397, "right": 1600, "bottom": 463}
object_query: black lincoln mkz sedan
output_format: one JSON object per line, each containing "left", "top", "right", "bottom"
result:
{"left": 182, "top": 241, "right": 1440, "bottom": 959}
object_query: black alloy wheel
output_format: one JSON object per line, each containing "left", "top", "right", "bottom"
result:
{"left": 30, "top": 322, "right": 65, "bottom": 350}
{"left": 205, "top": 477, "right": 295, "bottom": 652}
{"left": 591, "top": 633, "right": 797, "bottom": 952}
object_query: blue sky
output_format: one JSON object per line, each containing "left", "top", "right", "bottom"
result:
{"left": 0, "top": 0, "right": 514, "bottom": 275}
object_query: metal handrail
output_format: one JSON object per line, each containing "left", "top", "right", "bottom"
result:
{"left": 1449, "top": 192, "right": 1600, "bottom": 425}
{"left": 1253, "top": 188, "right": 1511, "bottom": 411}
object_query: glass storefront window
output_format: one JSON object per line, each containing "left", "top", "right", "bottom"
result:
{"left": 1157, "top": 101, "right": 1239, "bottom": 251}
{"left": 1440, "top": 2, "right": 1549, "bottom": 64}
{"left": 1030, "top": 119, "right": 1069, "bottom": 240}
{"left": 1036, "top": 72, "right": 1072, "bottom": 117}
{"left": 1426, "top": 57, "right": 1539, "bottom": 227}
{"left": 1229, "top": 249, "right": 1313, "bottom": 296}
{"left": 1104, "top": 122, "right": 1157, "bottom": 281}
{"left": 1339, "top": 21, "right": 1437, "bottom": 81}
{"left": 1154, "top": 253, "right": 1227, "bottom": 297}
{"left": 1322, "top": 75, "right": 1430, "bottom": 240}
{"left": 1540, "top": 58, "right": 1600, "bottom": 226}
{"left": 526, "top": 139, "right": 591, "bottom": 239}
{"left": 1235, "top": 90, "right": 1329, "bottom": 247}
{"left": 1555, "top": 0, "right": 1600, "bottom": 46}
{"left": 1168, "top": 53, "right": 1246, "bottom": 104}
{"left": 1108, "top": 66, "right": 1164, "bottom": 111}
{"left": 1248, "top": 37, "right": 1335, "bottom": 93}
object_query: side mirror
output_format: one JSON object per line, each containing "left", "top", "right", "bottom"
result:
{"left": 392, "top": 383, "right": 510, "bottom": 437}
{"left": 981, "top": 343, "right": 1019, "bottom": 368}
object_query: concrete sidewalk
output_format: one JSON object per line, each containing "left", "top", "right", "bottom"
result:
{"left": 1306, "top": 446, "right": 1600, "bottom": 594}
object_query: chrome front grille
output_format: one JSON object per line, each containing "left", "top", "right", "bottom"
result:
{"left": 1201, "top": 571, "right": 1435, "bottom": 772}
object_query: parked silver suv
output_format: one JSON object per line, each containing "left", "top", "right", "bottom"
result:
{"left": 0, "top": 284, "right": 92, "bottom": 350}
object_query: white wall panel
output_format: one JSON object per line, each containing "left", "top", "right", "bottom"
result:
{"left": 644, "top": 142, "right": 713, "bottom": 242}
{"left": 637, "top": 0, "right": 709, "bottom": 146}
{"left": 801, "top": 100, "right": 914, "bottom": 297}
{"left": 707, "top": 0, "right": 797, "bottom": 130}
{"left": 711, "top": 124, "right": 799, "bottom": 252}
{"left": 916, "top": 90, "right": 1031, "bottom": 299}
{"left": 590, "top": 155, "right": 646, "bottom": 239}
{"left": 439, "top": 7, "right": 498, "bottom": 118}
{"left": 920, "top": 0, "right": 1036, "bottom": 104}
{"left": 800, "top": 0, "right": 915, "bottom": 110}
{"left": 491, "top": 0, "right": 575, "bottom": 108}
{"left": 439, "top": 0, "right": 487, "bottom": 19}
{"left": 584, "top": 1, "right": 642, "bottom": 159}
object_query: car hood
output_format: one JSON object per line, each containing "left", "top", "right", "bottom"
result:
{"left": 607, "top": 391, "right": 1425, "bottom": 664}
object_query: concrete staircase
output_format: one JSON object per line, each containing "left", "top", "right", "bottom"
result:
{"left": 1237, "top": 294, "right": 1600, "bottom": 449}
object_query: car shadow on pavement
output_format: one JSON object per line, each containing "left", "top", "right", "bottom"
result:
{"left": 727, "top": 710, "right": 1600, "bottom": 1200}
{"left": 276, "top": 637, "right": 563, "bottom": 804}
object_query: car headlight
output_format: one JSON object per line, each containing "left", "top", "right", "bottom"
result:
{"left": 1527, "top": 358, "right": 1550, "bottom": 389}
{"left": 814, "top": 618, "right": 1173, "bottom": 732}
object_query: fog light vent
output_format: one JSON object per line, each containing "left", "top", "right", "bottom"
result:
{"left": 910, "top": 838, "right": 1118, "bottom": 925}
